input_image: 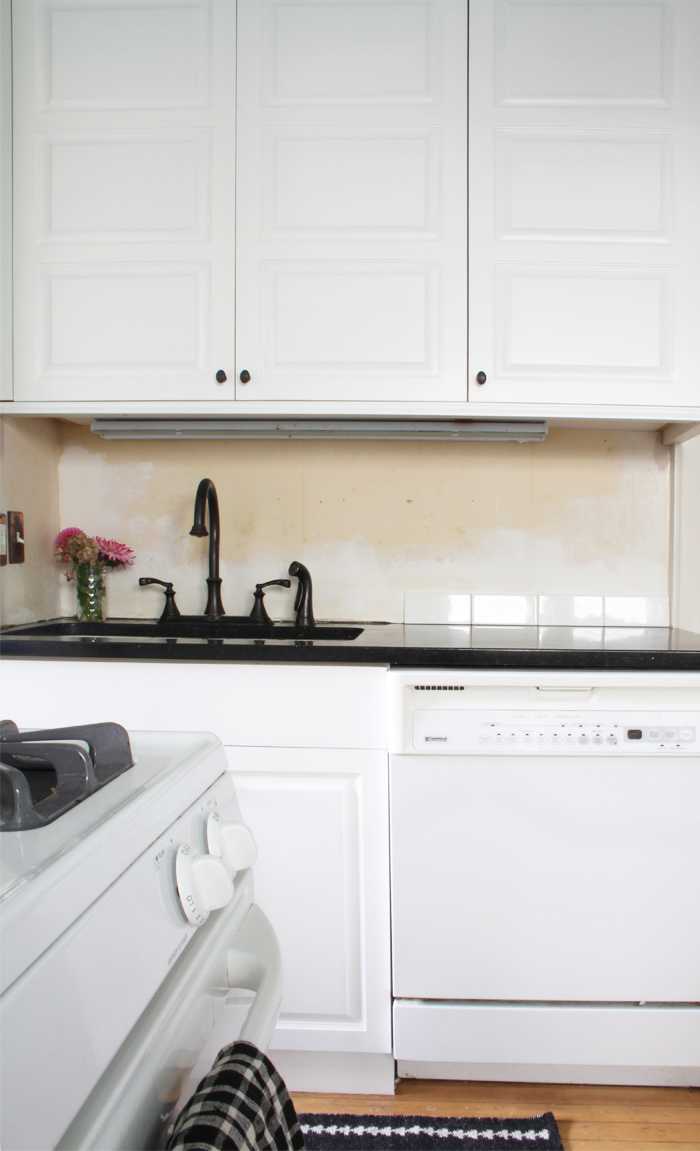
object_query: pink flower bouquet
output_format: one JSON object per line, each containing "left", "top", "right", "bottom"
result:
{"left": 54, "top": 527, "right": 135, "bottom": 621}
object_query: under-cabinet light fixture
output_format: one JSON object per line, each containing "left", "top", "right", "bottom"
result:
{"left": 90, "top": 419, "right": 547, "bottom": 443}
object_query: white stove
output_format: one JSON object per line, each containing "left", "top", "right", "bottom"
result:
{"left": 0, "top": 729, "right": 281, "bottom": 1151}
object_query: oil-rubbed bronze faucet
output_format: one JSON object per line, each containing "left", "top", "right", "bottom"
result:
{"left": 288, "top": 561, "right": 315, "bottom": 628}
{"left": 189, "top": 478, "right": 225, "bottom": 617}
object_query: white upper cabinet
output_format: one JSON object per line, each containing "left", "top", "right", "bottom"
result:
{"left": 12, "top": 0, "right": 236, "bottom": 402}
{"left": 468, "top": 0, "right": 700, "bottom": 408}
{"left": 7, "top": 0, "right": 700, "bottom": 417}
{"left": 234, "top": 0, "right": 468, "bottom": 403}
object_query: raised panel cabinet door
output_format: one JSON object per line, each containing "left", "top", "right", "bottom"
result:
{"left": 12, "top": 0, "right": 236, "bottom": 402}
{"left": 228, "top": 745, "right": 391, "bottom": 1054}
{"left": 234, "top": 0, "right": 468, "bottom": 403}
{"left": 468, "top": 0, "right": 700, "bottom": 409}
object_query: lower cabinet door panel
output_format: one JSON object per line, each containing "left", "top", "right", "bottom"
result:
{"left": 229, "top": 745, "right": 391, "bottom": 1054}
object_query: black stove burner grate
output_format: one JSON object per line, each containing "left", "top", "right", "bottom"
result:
{"left": 0, "top": 720, "right": 134, "bottom": 831}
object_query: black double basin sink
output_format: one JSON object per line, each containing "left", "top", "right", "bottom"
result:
{"left": 7, "top": 618, "right": 364, "bottom": 642}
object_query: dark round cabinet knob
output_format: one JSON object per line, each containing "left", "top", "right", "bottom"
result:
{"left": 239, "top": 370, "right": 251, "bottom": 384}
{"left": 476, "top": 371, "right": 487, "bottom": 385}
{"left": 215, "top": 369, "right": 227, "bottom": 383}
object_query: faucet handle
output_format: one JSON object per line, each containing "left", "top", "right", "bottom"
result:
{"left": 139, "top": 577, "right": 181, "bottom": 622}
{"left": 249, "top": 579, "right": 292, "bottom": 625}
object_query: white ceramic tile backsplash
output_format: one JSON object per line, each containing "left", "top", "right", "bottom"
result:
{"left": 404, "top": 592, "right": 471, "bottom": 625}
{"left": 472, "top": 595, "right": 537, "bottom": 625}
{"left": 537, "top": 595, "right": 604, "bottom": 626}
{"left": 405, "top": 593, "right": 669, "bottom": 627}
{"left": 604, "top": 596, "right": 670, "bottom": 627}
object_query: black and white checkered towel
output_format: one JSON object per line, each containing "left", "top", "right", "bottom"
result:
{"left": 166, "top": 1040, "right": 305, "bottom": 1151}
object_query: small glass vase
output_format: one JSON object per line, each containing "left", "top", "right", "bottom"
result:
{"left": 75, "top": 562, "right": 107, "bottom": 623}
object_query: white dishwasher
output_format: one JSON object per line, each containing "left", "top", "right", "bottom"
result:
{"left": 388, "top": 669, "right": 700, "bottom": 1087}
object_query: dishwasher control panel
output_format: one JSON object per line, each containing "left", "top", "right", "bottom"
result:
{"left": 412, "top": 710, "right": 698, "bottom": 754}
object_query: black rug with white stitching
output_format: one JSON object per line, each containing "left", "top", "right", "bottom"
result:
{"left": 297, "top": 1111, "right": 563, "bottom": 1150}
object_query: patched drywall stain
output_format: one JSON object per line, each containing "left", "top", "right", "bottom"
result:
{"left": 55, "top": 424, "right": 671, "bottom": 621}
{"left": 59, "top": 443, "right": 153, "bottom": 530}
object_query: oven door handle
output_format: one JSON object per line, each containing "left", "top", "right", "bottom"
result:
{"left": 226, "top": 904, "right": 283, "bottom": 1054}
{"left": 54, "top": 901, "right": 283, "bottom": 1151}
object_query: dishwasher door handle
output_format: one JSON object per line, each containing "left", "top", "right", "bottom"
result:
{"left": 536, "top": 686, "right": 593, "bottom": 698}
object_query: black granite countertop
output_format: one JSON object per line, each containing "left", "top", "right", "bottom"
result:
{"left": 1, "top": 619, "right": 699, "bottom": 669}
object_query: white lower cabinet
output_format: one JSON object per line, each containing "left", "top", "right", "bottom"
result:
{"left": 227, "top": 745, "right": 393, "bottom": 1086}
{"left": 0, "top": 659, "right": 394, "bottom": 1091}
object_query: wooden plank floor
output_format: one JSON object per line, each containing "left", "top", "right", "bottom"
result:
{"left": 291, "top": 1079, "right": 700, "bottom": 1151}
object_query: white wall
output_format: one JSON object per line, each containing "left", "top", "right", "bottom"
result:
{"left": 673, "top": 435, "right": 700, "bottom": 633}
{"left": 0, "top": 416, "right": 61, "bottom": 624}
{"left": 54, "top": 424, "right": 672, "bottom": 623}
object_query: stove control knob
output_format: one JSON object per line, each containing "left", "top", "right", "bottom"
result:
{"left": 175, "top": 842, "right": 234, "bottom": 926}
{"left": 207, "top": 812, "right": 258, "bottom": 876}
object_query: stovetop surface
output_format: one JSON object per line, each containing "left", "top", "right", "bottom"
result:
{"left": 0, "top": 731, "right": 220, "bottom": 902}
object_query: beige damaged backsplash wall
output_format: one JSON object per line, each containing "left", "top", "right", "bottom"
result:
{"left": 0, "top": 417, "right": 62, "bottom": 625}
{"left": 1, "top": 418, "right": 681, "bottom": 627}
